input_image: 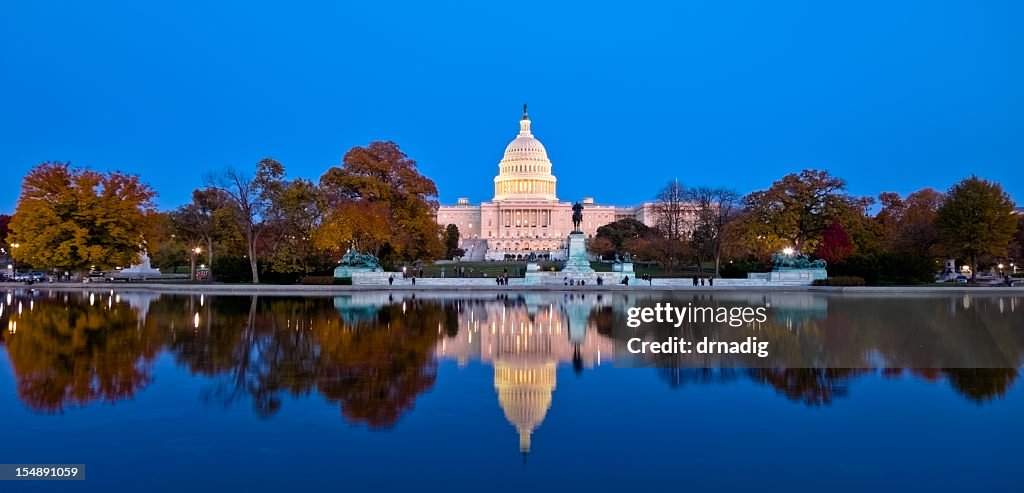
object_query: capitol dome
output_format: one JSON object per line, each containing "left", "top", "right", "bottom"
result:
{"left": 493, "top": 105, "right": 558, "bottom": 201}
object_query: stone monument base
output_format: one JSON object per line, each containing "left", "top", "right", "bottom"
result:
{"left": 562, "top": 232, "right": 594, "bottom": 275}
{"left": 767, "top": 268, "right": 827, "bottom": 282}
{"left": 334, "top": 265, "right": 382, "bottom": 280}
{"left": 612, "top": 261, "right": 635, "bottom": 276}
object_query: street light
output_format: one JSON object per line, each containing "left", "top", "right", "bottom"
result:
{"left": 782, "top": 247, "right": 794, "bottom": 256}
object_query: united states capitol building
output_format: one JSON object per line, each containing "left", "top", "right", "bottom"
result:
{"left": 436, "top": 106, "right": 664, "bottom": 261}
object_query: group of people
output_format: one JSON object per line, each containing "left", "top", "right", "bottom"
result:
{"left": 692, "top": 275, "right": 715, "bottom": 287}
{"left": 388, "top": 274, "right": 414, "bottom": 285}
{"left": 495, "top": 275, "right": 510, "bottom": 285}
{"left": 564, "top": 277, "right": 590, "bottom": 286}
{"left": 401, "top": 266, "right": 424, "bottom": 278}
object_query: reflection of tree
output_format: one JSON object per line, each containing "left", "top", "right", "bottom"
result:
{"left": 315, "top": 301, "right": 442, "bottom": 429}
{"left": 943, "top": 368, "right": 1018, "bottom": 403}
{"left": 166, "top": 296, "right": 327, "bottom": 418}
{"left": 159, "top": 295, "right": 443, "bottom": 427}
{"left": 1, "top": 292, "right": 160, "bottom": 412}
{"left": 658, "top": 368, "right": 742, "bottom": 388}
{"left": 748, "top": 369, "right": 866, "bottom": 406}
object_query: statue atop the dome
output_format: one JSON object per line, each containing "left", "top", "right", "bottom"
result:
{"left": 522, "top": 103, "right": 528, "bottom": 120}
{"left": 571, "top": 201, "right": 584, "bottom": 232}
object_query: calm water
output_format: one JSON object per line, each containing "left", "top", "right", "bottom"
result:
{"left": 1, "top": 288, "right": 1022, "bottom": 492}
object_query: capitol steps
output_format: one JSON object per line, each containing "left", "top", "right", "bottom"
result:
{"left": 459, "top": 239, "right": 488, "bottom": 261}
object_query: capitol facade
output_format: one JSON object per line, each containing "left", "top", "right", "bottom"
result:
{"left": 436, "top": 106, "right": 660, "bottom": 261}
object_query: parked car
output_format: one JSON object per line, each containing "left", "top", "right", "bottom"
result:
{"left": 87, "top": 271, "right": 114, "bottom": 283}
{"left": 954, "top": 275, "right": 969, "bottom": 283}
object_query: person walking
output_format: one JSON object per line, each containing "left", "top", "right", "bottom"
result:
{"left": 411, "top": 276, "right": 416, "bottom": 285}
{"left": 692, "top": 275, "right": 698, "bottom": 286}
{"left": 708, "top": 276, "right": 714, "bottom": 287}
{"left": 700, "top": 277, "right": 705, "bottom": 286}
{"left": 388, "top": 274, "right": 394, "bottom": 286}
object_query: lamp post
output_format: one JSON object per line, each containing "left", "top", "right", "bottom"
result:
{"left": 190, "top": 246, "right": 201, "bottom": 280}
{"left": 9, "top": 243, "right": 20, "bottom": 278}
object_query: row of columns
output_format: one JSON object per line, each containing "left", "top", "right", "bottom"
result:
{"left": 501, "top": 208, "right": 552, "bottom": 228}
{"left": 497, "top": 179, "right": 554, "bottom": 196}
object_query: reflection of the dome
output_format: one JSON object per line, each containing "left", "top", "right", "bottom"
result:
{"left": 435, "top": 294, "right": 615, "bottom": 454}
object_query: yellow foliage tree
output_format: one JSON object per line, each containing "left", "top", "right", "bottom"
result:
{"left": 8, "top": 162, "right": 156, "bottom": 272}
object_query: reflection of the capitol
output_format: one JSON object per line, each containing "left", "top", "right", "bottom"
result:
{"left": 434, "top": 294, "right": 615, "bottom": 455}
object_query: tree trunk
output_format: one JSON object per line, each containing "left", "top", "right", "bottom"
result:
{"left": 248, "top": 234, "right": 260, "bottom": 284}
{"left": 189, "top": 250, "right": 197, "bottom": 280}
{"left": 714, "top": 249, "right": 722, "bottom": 278}
{"left": 970, "top": 254, "right": 977, "bottom": 282}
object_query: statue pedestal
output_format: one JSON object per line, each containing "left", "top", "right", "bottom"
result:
{"left": 562, "top": 232, "right": 594, "bottom": 275}
{"left": 115, "top": 253, "right": 162, "bottom": 279}
{"left": 767, "top": 268, "right": 827, "bottom": 282}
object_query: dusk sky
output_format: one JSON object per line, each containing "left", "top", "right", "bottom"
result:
{"left": 2, "top": 1, "right": 1021, "bottom": 213}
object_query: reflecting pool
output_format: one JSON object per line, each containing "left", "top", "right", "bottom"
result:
{"left": 1, "top": 288, "right": 1022, "bottom": 491}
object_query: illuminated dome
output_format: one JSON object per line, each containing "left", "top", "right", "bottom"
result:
{"left": 494, "top": 359, "right": 556, "bottom": 454}
{"left": 493, "top": 105, "right": 558, "bottom": 201}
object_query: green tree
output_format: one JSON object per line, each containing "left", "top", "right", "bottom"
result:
{"left": 263, "top": 177, "right": 331, "bottom": 276}
{"left": 444, "top": 224, "right": 461, "bottom": 259}
{"left": 8, "top": 161, "right": 156, "bottom": 272}
{"left": 936, "top": 176, "right": 1017, "bottom": 281}
{"left": 596, "top": 218, "right": 650, "bottom": 254}
{"left": 743, "top": 170, "right": 855, "bottom": 254}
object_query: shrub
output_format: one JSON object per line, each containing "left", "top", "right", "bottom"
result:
{"left": 813, "top": 276, "right": 865, "bottom": 286}
{"left": 300, "top": 275, "right": 335, "bottom": 285}
{"left": 720, "top": 258, "right": 767, "bottom": 279}
{"left": 212, "top": 255, "right": 253, "bottom": 283}
{"left": 830, "top": 252, "right": 936, "bottom": 285}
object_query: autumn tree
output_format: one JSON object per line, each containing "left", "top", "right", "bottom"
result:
{"left": 0, "top": 214, "right": 11, "bottom": 264}
{"left": 877, "top": 188, "right": 945, "bottom": 255}
{"left": 8, "top": 161, "right": 156, "bottom": 272}
{"left": 1012, "top": 216, "right": 1024, "bottom": 264}
{"left": 936, "top": 176, "right": 1017, "bottom": 281}
{"left": 743, "top": 170, "right": 855, "bottom": 254}
{"left": 586, "top": 236, "right": 616, "bottom": 260}
{"left": 170, "top": 190, "right": 226, "bottom": 278}
{"left": 814, "top": 221, "right": 854, "bottom": 263}
{"left": 206, "top": 159, "right": 285, "bottom": 283}
{"left": 318, "top": 141, "right": 443, "bottom": 265}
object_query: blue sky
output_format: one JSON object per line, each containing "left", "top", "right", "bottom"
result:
{"left": 1, "top": 1, "right": 1021, "bottom": 213}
